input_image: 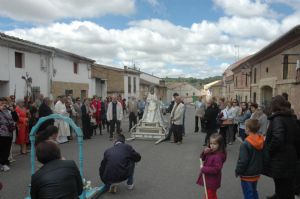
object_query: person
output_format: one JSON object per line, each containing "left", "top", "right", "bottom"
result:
{"left": 264, "top": 95, "right": 300, "bottom": 199}
{"left": 81, "top": 98, "right": 92, "bottom": 139}
{"left": 54, "top": 96, "right": 70, "bottom": 143}
{"left": 137, "top": 98, "right": 146, "bottom": 120}
{"left": 170, "top": 95, "right": 185, "bottom": 144}
{"left": 107, "top": 96, "right": 123, "bottom": 140}
{"left": 0, "top": 97, "right": 15, "bottom": 171}
{"left": 250, "top": 104, "right": 268, "bottom": 136}
{"left": 38, "top": 97, "right": 54, "bottom": 132}
{"left": 127, "top": 97, "right": 138, "bottom": 131}
{"left": 232, "top": 100, "right": 240, "bottom": 142}
{"left": 30, "top": 141, "right": 83, "bottom": 199}
{"left": 99, "top": 134, "right": 141, "bottom": 193}
{"left": 197, "top": 133, "right": 226, "bottom": 199}
{"left": 194, "top": 96, "right": 206, "bottom": 133}
{"left": 237, "top": 102, "right": 251, "bottom": 141}
{"left": 36, "top": 125, "right": 59, "bottom": 145}
{"left": 203, "top": 99, "right": 219, "bottom": 146}
{"left": 15, "top": 99, "right": 29, "bottom": 154}
{"left": 235, "top": 119, "right": 264, "bottom": 199}
{"left": 91, "top": 96, "right": 102, "bottom": 135}
{"left": 73, "top": 97, "right": 82, "bottom": 129}
{"left": 164, "top": 93, "right": 179, "bottom": 141}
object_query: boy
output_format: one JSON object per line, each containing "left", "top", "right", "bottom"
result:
{"left": 235, "top": 119, "right": 264, "bottom": 199}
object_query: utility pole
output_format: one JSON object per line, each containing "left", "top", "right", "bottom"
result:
{"left": 234, "top": 45, "right": 239, "bottom": 61}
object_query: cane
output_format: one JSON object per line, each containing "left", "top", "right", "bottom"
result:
{"left": 200, "top": 158, "right": 208, "bottom": 199}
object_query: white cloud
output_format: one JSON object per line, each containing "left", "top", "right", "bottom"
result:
{"left": 0, "top": 0, "right": 135, "bottom": 23}
{"left": 213, "top": 0, "right": 276, "bottom": 18}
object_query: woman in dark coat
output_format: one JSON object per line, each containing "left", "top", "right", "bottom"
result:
{"left": 81, "top": 98, "right": 92, "bottom": 139}
{"left": 264, "top": 95, "right": 300, "bottom": 199}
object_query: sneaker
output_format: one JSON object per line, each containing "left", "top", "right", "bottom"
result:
{"left": 1, "top": 165, "right": 10, "bottom": 172}
{"left": 109, "top": 185, "right": 117, "bottom": 193}
{"left": 126, "top": 183, "right": 134, "bottom": 190}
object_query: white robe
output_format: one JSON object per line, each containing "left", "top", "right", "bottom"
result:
{"left": 142, "top": 93, "right": 165, "bottom": 127}
{"left": 54, "top": 100, "right": 70, "bottom": 143}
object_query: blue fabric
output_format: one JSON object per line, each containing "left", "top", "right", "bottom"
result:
{"left": 239, "top": 128, "right": 247, "bottom": 141}
{"left": 241, "top": 181, "right": 259, "bottom": 199}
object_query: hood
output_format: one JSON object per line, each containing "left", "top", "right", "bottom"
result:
{"left": 246, "top": 133, "right": 264, "bottom": 150}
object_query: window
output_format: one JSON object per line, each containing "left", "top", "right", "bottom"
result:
{"left": 283, "top": 55, "right": 288, "bottom": 79}
{"left": 133, "top": 77, "right": 136, "bottom": 93}
{"left": 253, "top": 68, "right": 257, "bottom": 83}
{"left": 128, "top": 76, "right": 131, "bottom": 93}
{"left": 266, "top": 67, "right": 269, "bottom": 73}
{"left": 245, "top": 75, "right": 248, "bottom": 87}
{"left": 245, "top": 96, "right": 248, "bottom": 102}
{"left": 235, "top": 76, "right": 238, "bottom": 87}
{"left": 253, "top": 92, "right": 256, "bottom": 103}
{"left": 73, "top": 63, "right": 78, "bottom": 74}
{"left": 15, "top": 52, "right": 24, "bottom": 68}
{"left": 65, "top": 89, "right": 73, "bottom": 96}
{"left": 31, "top": 87, "right": 40, "bottom": 101}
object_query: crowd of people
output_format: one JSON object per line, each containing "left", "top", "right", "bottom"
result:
{"left": 194, "top": 94, "right": 300, "bottom": 199}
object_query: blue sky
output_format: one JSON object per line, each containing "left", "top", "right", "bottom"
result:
{"left": 1, "top": 0, "right": 300, "bottom": 78}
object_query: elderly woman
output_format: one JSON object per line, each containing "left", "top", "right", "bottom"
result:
{"left": 15, "top": 99, "right": 29, "bottom": 154}
{"left": 0, "top": 97, "right": 15, "bottom": 171}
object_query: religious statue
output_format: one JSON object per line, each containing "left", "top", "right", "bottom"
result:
{"left": 141, "top": 86, "right": 165, "bottom": 127}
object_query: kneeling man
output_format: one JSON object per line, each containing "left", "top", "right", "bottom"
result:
{"left": 30, "top": 141, "right": 83, "bottom": 199}
{"left": 99, "top": 134, "right": 141, "bottom": 193}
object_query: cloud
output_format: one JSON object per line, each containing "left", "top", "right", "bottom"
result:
{"left": 213, "top": 0, "right": 276, "bottom": 18}
{"left": 0, "top": 0, "right": 135, "bottom": 23}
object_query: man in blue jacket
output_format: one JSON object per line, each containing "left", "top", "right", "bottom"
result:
{"left": 99, "top": 134, "right": 141, "bottom": 193}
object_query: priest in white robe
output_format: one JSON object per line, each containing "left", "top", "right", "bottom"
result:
{"left": 54, "top": 96, "right": 70, "bottom": 143}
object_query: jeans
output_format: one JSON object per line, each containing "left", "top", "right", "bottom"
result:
{"left": 239, "top": 128, "right": 247, "bottom": 141}
{"left": 241, "top": 180, "right": 259, "bottom": 199}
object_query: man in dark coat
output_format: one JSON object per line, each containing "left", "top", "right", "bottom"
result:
{"left": 30, "top": 141, "right": 83, "bottom": 199}
{"left": 99, "top": 134, "right": 141, "bottom": 193}
{"left": 38, "top": 98, "right": 54, "bottom": 132}
{"left": 203, "top": 99, "right": 219, "bottom": 146}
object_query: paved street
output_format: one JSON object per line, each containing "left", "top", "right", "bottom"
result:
{"left": 0, "top": 105, "right": 274, "bottom": 199}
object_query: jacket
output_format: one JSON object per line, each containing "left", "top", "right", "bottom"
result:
{"left": 0, "top": 109, "right": 14, "bottom": 137}
{"left": 203, "top": 103, "right": 219, "bottom": 130}
{"left": 235, "top": 133, "right": 264, "bottom": 181}
{"left": 106, "top": 101, "right": 123, "bottom": 121}
{"left": 264, "top": 111, "right": 300, "bottom": 178}
{"left": 30, "top": 160, "right": 83, "bottom": 199}
{"left": 99, "top": 142, "right": 141, "bottom": 184}
{"left": 38, "top": 102, "right": 54, "bottom": 132}
{"left": 170, "top": 102, "right": 185, "bottom": 125}
{"left": 197, "top": 151, "right": 226, "bottom": 189}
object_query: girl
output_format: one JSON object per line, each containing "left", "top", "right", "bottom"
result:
{"left": 197, "top": 133, "right": 227, "bottom": 199}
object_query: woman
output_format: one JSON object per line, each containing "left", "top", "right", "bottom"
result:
{"left": 15, "top": 99, "right": 29, "bottom": 154}
{"left": 264, "top": 95, "right": 300, "bottom": 199}
{"left": 81, "top": 98, "right": 92, "bottom": 139}
{"left": 0, "top": 97, "right": 15, "bottom": 171}
{"left": 237, "top": 102, "right": 251, "bottom": 141}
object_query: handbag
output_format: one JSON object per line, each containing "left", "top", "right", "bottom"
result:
{"left": 90, "top": 117, "right": 97, "bottom": 126}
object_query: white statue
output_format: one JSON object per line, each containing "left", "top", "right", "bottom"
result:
{"left": 142, "top": 86, "right": 165, "bottom": 126}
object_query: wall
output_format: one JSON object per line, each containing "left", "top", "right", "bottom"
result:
{"left": 52, "top": 81, "right": 89, "bottom": 98}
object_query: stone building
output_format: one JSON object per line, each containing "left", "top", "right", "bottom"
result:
{"left": 209, "top": 80, "right": 224, "bottom": 100}
{"left": 140, "top": 72, "right": 167, "bottom": 101}
{"left": 248, "top": 25, "right": 300, "bottom": 114}
{"left": 166, "top": 82, "right": 201, "bottom": 103}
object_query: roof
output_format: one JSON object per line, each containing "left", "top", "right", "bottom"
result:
{"left": 93, "top": 64, "right": 124, "bottom": 72}
{"left": 230, "top": 55, "right": 253, "bottom": 71}
{"left": 210, "top": 80, "right": 223, "bottom": 87}
{"left": 0, "top": 32, "right": 94, "bottom": 63}
{"left": 248, "top": 24, "right": 300, "bottom": 65}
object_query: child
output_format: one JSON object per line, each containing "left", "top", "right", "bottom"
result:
{"left": 235, "top": 119, "right": 264, "bottom": 199}
{"left": 36, "top": 125, "right": 59, "bottom": 145}
{"left": 197, "top": 133, "right": 227, "bottom": 199}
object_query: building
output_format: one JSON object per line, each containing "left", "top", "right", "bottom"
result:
{"left": 166, "top": 82, "right": 201, "bottom": 103}
{"left": 209, "top": 80, "right": 224, "bottom": 100}
{"left": 231, "top": 55, "right": 253, "bottom": 103}
{"left": 91, "top": 64, "right": 140, "bottom": 100}
{"left": 140, "top": 72, "right": 167, "bottom": 101}
{"left": 0, "top": 33, "right": 94, "bottom": 100}
{"left": 248, "top": 25, "right": 300, "bottom": 112}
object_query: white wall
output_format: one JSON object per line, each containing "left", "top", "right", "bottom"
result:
{"left": 140, "top": 73, "right": 160, "bottom": 85}
{"left": 124, "top": 74, "right": 140, "bottom": 101}
{"left": 0, "top": 46, "right": 50, "bottom": 100}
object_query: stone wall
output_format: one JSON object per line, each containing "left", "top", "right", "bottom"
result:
{"left": 52, "top": 81, "right": 89, "bottom": 98}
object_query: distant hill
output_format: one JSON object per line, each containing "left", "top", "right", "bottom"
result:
{"left": 164, "top": 76, "right": 222, "bottom": 88}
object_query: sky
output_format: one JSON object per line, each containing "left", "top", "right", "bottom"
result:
{"left": 0, "top": 0, "right": 300, "bottom": 78}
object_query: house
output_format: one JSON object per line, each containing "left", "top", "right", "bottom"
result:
{"left": 91, "top": 64, "right": 140, "bottom": 100}
{"left": 140, "top": 72, "right": 167, "bottom": 101}
{"left": 166, "top": 82, "right": 201, "bottom": 103}
{"left": 0, "top": 32, "right": 94, "bottom": 100}
{"left": 209, "top": 80, "right": 224, "bottom": 100}
{"left": 231, "top": 55, "right": 253, "bottom": 103}
{"left": 247, "top": 25, "right": 300, "bottom": 112}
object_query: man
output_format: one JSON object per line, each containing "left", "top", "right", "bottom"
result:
{"left": 137, "top": 98, "right": 146, "bottom": 120}
{"left": 99, "top": 134, "right": 141, "bottom": 193}
{"left": 203, "top": 99, "right": 219, "bottom": 145}
{"left": 164, "top": 92, "right": 179, "bottom": 141}
{"left": 127, "top": 97, "right": 138, "bottom": 131}
{"left": 107, "top": 96, "right": 123, "bottom": 140}
{"left": 170, "top": 95, "right": 185, "bottom": 144}
{"left": 38, "top": 97, "right": 54, "bottom": 132}
{"left": 54, "top": 96, "right": 71, "bottom": 143}
{"left": 30, "top": 141, "right": 83, "bottom": 199}
{"left": 194, "top": 96, "right": 206, "bottom": 133}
